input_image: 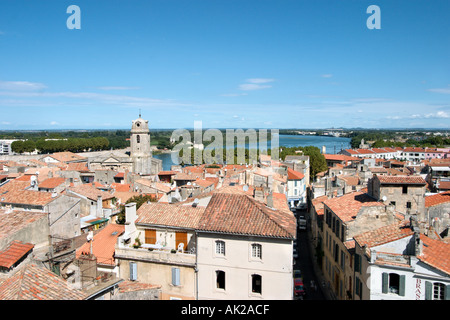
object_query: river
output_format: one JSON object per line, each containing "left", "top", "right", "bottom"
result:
{"left": 153, "top": 134, "right": 351, "bottom": 171}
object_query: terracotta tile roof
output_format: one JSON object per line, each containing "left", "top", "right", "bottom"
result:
{"left": 135, "top": 179, "right": 172, "bottom": 193}
{"left": 403, "top": 147, "right": 425, "bottom": 153}
{"left": 173, "top": 172, "right": 201, "bottom": 181}
{"left": 68, "top": 184, "right": 115, "bottom": 201}
{"left": 418, "top": 234, "right": 450, "bottom": 276}
{"left": 437, "top": 181, "right": 450, "bottom": 190}
{"left": 425, "top": 191, "right": 450, "bottom": 208}
{"left": 337, "top": 175, "right": 360, "bottom": 186}
{"left": 114, "top": 191, "right": 140, "bottom": 204}
{"left": 0, "top": 210, "right": 47, "bottom": 243}
{"left": 76, "top": 224, "right": 125, "bottom": 266}
{"left": 353, "top": 221, "right": 414, "bottom": 249}
{"left": 136, "top": 202, "right": 206, "bottom": 230}
{"left": 287, "top": 167, "right": 304, "bottom": 180}
{"left": 64, "top": 162, "right": 89, "bottom": 172}
{"left": 193, "top": 179, "right": 215, "bottom": 188}
{"left": 42, "top": 151, "right": 86, "bottom": 163}
{"left": 0, "top": 180, "right": 30, "bottom": 193}
{"left": 213, "top": 184, "right": 255, "bottom": 196}
{"left": 111, "top": 183, "right": 131, "bottom": 192}
{"left": 158, "top": 171, "right": 177, "bottom": 176}
{"left": 118, "top": 280, "right": 161, "bottom": 293}
{"left": 0, "top": 264, "right": 86, "bottom": 300}
{"left": 0, "top": 190, "right": 59, "bottom": 206}
{"left": 0, "top": 241, "right": 34, "bottom": 269}
{"left": 376, "top": 175, "right": 427, "bottom": 185}
{"left": 323, "top": 154, "right": 360, "bottom": 161}
{"left": 38, "top": 177, "right": 66, "bottom": 189}
{"left": 198, "top": 193, "right": 296, "bottom": 239}
{"left": 324, "top": 192, "right": 384, "bottom": 222}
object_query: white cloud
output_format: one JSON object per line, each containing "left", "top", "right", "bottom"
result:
{"left": 239, "top": 83, "right": 272, "bottom": 91}
{"left": 0, "top": 81, "right": 47, "bottom": 92}
{"left": 245, "top": 78, "right": 275, "bottom": 84}
{"left": 428, "top": 86, "right": 450, "bottom": 94}
{"left": 50, "top": 121, "right": 58, "bottom": 125}
{"left": 321, "top": 74, "right": 333, "bottom": 78}
{"left": 237, "top": 78, "right": 275, "bottom": 91}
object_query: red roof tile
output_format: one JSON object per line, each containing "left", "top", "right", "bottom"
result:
{"left": 0, "top": 241, "right": 34, "bottom": 269}
{"left": 418, "top": 234, "right": 450, "bottom": 276}
{"left": 425, "top": 191, "right": 450, "bottom": 208}
{"left": 198, "top": 193, "right": 296, "bottom": 239}
{"left": 376, "top": 175, "right": 427, "bottom": 185}
{"left": 76, "top": 224, "right": 124, "bottom": 266}
{"left": 287, "top": 167, "right": 304, "bottom": 180}
{"left": 38, "top": 177, "right": 66, "bottom": 189}
{"left": 353, "top": 221, "right": 414, "bottom": 249}
{"left": 324, "top": 192, "right": 384, "bottom": 222}
{"left": 0, "top": 264, "right": 86, "bottom": 300}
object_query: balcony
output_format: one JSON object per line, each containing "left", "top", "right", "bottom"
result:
{"left": 115, "top": 243, "right": 196, "bottom": 267}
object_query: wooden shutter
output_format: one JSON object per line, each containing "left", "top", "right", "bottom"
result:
{"left": 399, "top": 275, "right": 406, "bottom": 296}
{"left": 425, "top": 281, "right": 432, "bottom": 300}
{"left": 145, "top": 229, "right": 156, "bottom": 244}
{"left": 445, "top": 285, "right": 450, "bottom": 300}
{"left": 382, "top": 273, "right": 389, "bottom": 294}
{"left": 355, "top": 254, "right": 361, "bottom": 273}
{"left": 176, "top": 231, "right": 188, "bottom": 250}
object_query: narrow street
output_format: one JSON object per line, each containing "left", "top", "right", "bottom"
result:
{"left": 293, "top": 213, "right": 327, "bottom": 300}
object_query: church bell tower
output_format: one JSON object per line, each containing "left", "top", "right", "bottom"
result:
{"left": 130, "top": 113, "right": 152, "bottom": 175}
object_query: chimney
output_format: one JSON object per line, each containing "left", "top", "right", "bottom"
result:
{"left": 96, "top": 195, "right": 103, "bottom": 217}
{"left": 267, "top": 192, "right": 274, "bottom": 208}
{"left": 253, "top": 187, "right": 265, "bottom": 203}
{"left": 124, "top": 202, "right": 137, "bottom": 238}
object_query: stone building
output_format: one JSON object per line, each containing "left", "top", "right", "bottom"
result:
{"left": 87, "top": 116, "right": 162, "bottom": 176}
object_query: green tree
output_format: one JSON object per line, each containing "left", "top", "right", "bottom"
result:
{"left": 116, "top": 194, "right": 157, "bottom": 224}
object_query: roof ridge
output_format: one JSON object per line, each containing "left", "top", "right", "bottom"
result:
{"left": 243, "top": 194, "right": 295, "bottom": 238}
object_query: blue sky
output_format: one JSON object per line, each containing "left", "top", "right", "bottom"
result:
{"left": 0, "top": 0, "right": 449, "bottom": 130}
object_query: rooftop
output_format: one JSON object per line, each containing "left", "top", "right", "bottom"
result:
{"left": 324, "top": 191, "right": 384, "bottom": 222}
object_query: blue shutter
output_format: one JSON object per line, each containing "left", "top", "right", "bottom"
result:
{"left": 129, "top": 262, "right": 137, "bottom": 281}
{"left": 172, "top": 267, "right": 180, "bottom": 286}
{"left": 399, "top": 275, "right": 406, "bottom": 296}
{"left": 425, "top": 281, "right": 432, "bottom": 300}
{"left": 382, "top": 273, "right": 388, "bottom": 294}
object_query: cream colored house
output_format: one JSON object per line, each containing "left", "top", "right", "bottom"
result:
{"left": 115, "top": 189, "right": 296, "bottom": 300}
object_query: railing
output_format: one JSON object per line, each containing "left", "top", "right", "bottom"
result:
{"left": 115, "top": 245, "right": 196, "bottom": 267}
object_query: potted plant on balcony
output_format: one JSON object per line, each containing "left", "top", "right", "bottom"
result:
{"left": 133, "top": 236, "right": 142, "bottom": 249}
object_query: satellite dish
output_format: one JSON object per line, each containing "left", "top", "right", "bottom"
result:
{"left": 192, "top": 198, "right": 199, "bottom": 207}
{"left": 243, "top": 185, "right": 249, "bottom": 192}
{"left": 382, "top": 196, "right": 387, "bottom": 202}
{"left": 87, "top": 231, "right": 94, "bottom": 241}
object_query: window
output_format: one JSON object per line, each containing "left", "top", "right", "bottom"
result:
{"left": 172, "top": 267, "right": 180, "bottom": 286}
{"left": 251, "top": 243, "right": 262, "bottom": 259}
{"left": 176, "top": 231, "right": 188, "bottom": 251}
{"left": 252, "top": 274, "right": 262, "bottom": 294}
{"left": 216, "top": 270, "right": 225, "bottom": 289}
{"left": 136, "top": 135, "right": 140, "bottom": 143}
{"left": 402, "top": 186, "right": 408, "bottom": 194}
{"left": 129, "top": 262, "right": 137, "bottom": 281}
{"left": 215, "top": 240, "right": 225, "bottom": 255}
{"left": 382, "top": 273, "right": 405, "bottom": 296}
{"left": 406, "top": 202, "right": 412, "bottom": 209}
{"left": 433, "top": 283, "right": 446, "bottom": 300}
{"left": 145, "top": 229, "right": 156, "bottom": 244}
